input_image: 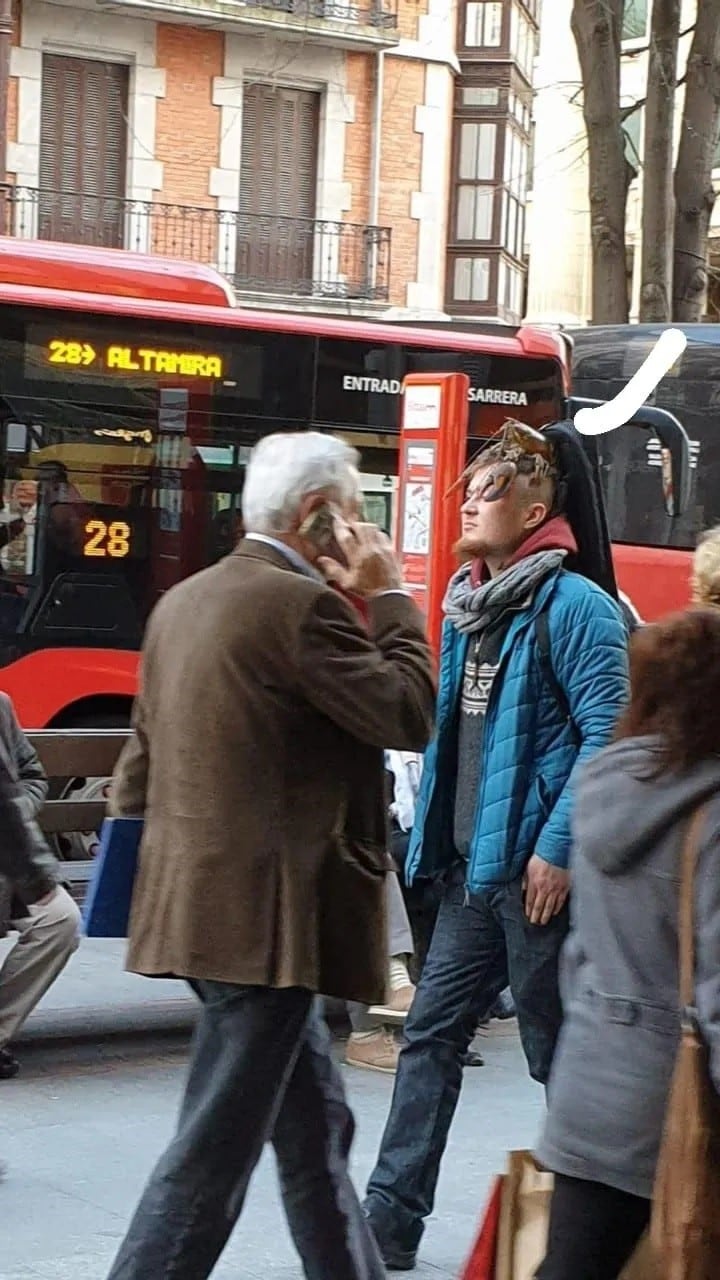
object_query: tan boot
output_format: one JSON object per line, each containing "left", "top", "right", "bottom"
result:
{"left": 344, "top": 1030, "right": 400, "bottom": 1074}
{"left": 368, "top": 983, "right": 416, "bottom": 1022}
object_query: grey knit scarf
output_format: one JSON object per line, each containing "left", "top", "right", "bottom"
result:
{"left": 442, "top": 549, "right": 568, "bottom": 636}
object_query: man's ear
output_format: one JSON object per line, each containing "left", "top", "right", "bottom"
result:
{"left": 524, "top": 500, "right": 550, "bottom": 532}
{"left": 293, "top": 492, "right": 326, "bottom": 532}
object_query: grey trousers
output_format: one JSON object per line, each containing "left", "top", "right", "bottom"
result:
{"left": 106, "top": 982, "right": 385, "bottom": 1280}
{"left": 348, "top": 869, "right": 413, "bottom": 1034}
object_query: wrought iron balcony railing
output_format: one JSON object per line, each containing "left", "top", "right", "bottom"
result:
{"left": 1, "top": 187, "right": 392, "bottom": 303}
{"left": 242, "top": 0, "right": 398, "bottom": 29}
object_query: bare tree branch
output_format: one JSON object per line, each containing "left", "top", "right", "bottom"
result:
{"left": 620, "top": 21, "right": 695, "bottom": 57}
{"left": 619, "top": 73, "right": 687, "bottom": 121}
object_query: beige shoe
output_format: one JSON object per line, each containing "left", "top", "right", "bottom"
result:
{"left": 368, "top": 983, "right": 416, "bottom": 1022}
{"left": 345, "top": 1030, "right": 400, "bottom": 1074}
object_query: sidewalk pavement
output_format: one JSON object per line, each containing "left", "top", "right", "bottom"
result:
{"left": 0, "top": 938, "right": 545, "bottom": 1278}
{"left": 12, "top": 939, "right": 361, "bottom": 1043}
{"left": 8, "top": 937, "right": 197, "bottom": 1044}
{"left": 2, "top": 1014, "right": 541, "bottom": 1280}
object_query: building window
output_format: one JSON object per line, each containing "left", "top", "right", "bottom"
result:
{"left": 622, "top": 105, "right": 643, "bottom": 169}
{"left": 39, "top": 55, "right": 128, "bottom": 248}
{"left": 459, "top": 121, "right": 497, "bottom": 181}
{"left": 622, "top": 0, "right": 648, "bottom": 41}
{"left": 501, "top": 190, "right": 525, "bottom": 259}
{"left": 461, "top": 86, "right": 501, "bottom": 108}
{"left": 527, "top": 122, "right": 536, "bottom": 192}
{"left": 504, "top": 126, "right": 529, "bottom": 202}
{"left": 499, "top": 258, "right": 524, "bottom": 318}
{"left": 509, "top": 89, "right": 531, "bottom": 134}
{"left": 457, "top": 185, "right": 494, "bottom": 240}
{"left": 238, "top": 83, "right": 320, "bottom": 293}
{"left": 510, "top": 1, "right": 536, "bottom": 81}
{"left": 464, "top": 1, "right": 503, "bottom": 47}
{"left": 453, "top": 256, "right": 491, "bottom": 302}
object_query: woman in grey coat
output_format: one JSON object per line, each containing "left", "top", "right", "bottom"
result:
{"left": 535, "top": 607, "right": 720, "bottom": 1280}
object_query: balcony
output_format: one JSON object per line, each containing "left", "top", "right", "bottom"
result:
{"left": 93, "top": 0, "right": 399, "bottom": 50}
{"left": 1, "top": 187, "right": 392, "bottom": 305}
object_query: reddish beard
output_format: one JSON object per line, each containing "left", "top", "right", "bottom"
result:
{"left": 454, "top": 530, "right": 483, "bottom": 559}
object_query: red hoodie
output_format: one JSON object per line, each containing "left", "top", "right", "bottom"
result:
{"left": 469, "top": 514, "right": 578, "bottom": 588}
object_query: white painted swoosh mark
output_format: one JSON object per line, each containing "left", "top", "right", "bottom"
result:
{"left": 573, "top": 328, "right": 688, "bottom": 437}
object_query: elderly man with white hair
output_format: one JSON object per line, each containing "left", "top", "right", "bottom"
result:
{"left": 105, "top": 430, "right": 435, "bottom": 1280}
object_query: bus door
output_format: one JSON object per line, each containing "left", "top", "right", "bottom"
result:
{"left": 1, "top": 439, "right": 153, "bottom": 655}
{"left": 149, "top": 388, "right": 207, "bottom": 608}
{"left": 147, "top": 377, "right": 261, "bottom": 609}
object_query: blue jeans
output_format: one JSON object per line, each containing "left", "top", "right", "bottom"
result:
{"left": 364, "top": 862, "right": 568, "bottom": 1255}
{"left": 107, "top": 982, "right": 385, "bottom": 1280}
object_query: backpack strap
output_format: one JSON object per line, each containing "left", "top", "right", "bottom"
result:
{"left": 535, "top": 607, "right": 581, "bottom": 749}
{"left": 679, "top": 805, "right": 709, "bottom": 1020}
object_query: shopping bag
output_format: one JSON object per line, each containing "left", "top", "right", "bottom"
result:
{"left": 460, "top": 1175, "right": 504, "bottom": 1279}
{"left": 81, "top": 816, "right": 143, "bottom": 938}
{"left": 494, "top": 1151, "right": 553, "bottom": 1279}
{"left": 651, "top": 804, "right": 720, "bottom": 1279}
{"left": 467, "top": 1152, "right": 660, "bottom": 1280}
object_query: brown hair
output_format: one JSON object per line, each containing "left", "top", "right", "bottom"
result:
{"left": 616, "top": 607, "right": 720, "bottom": 771}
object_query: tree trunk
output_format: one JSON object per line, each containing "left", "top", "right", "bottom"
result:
{"left": 672, "top": 0, "right": 720, "bottom": 322}
{"left": 571, "top": 0, "right": 630, "bottom": 324}
{"left": 639, "top": 0, "right": 681, "bottom": 322}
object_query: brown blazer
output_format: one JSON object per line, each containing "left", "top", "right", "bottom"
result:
{"left": 109, "top": 539, "right": 435, "bottom": 1006}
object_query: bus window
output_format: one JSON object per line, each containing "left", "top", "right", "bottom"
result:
{"left": 572, "top": 326, "right": 715, "bottom": 551}
{"left": 360, "top": 474, "right": 397, "bottom": 536}
{"left": 196, "top": 445, "right": 248, "bottom": 563}
{"left": 0, "top": 440, "right": 154, "bottom": 646}
{"left": 314, "top": 336, "right": 564, "bottom": 436}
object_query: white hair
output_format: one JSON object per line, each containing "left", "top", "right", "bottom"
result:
{"left": 241, "top": 431, "right": 361, "bottom": 534}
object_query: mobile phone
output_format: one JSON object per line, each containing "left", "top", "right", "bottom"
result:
{"left": 299, "top": 504, "right": 336, "bottom": 550}
{"left": 299, "top": 504, "right": 350, "bottom": 567}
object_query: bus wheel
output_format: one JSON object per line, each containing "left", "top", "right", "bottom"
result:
{"left": 54, "top": 775, "right": 113, "bottom": 862}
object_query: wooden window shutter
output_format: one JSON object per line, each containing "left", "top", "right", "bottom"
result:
{"left": 237, "top": 83, "right": 319, "bottom": 292}
{"left": 39, "top": 55, "right": 129, "bottom": 247}
{"left": 239, "top": 83, "right": 319, "bottom": 220}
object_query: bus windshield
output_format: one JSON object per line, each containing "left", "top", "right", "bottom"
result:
{"left": 571, "top": 324, "right": 715, "bottom": 552}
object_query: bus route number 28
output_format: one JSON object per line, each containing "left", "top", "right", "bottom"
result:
{"left": 83, "top": 519, "right": 131, "bottom": 559}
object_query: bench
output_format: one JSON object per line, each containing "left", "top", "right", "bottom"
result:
{"left": 27, "top": 729, "right": 131, "bottom": 899}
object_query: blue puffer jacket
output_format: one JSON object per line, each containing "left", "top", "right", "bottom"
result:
{"left": 406, "top": 568, "right": 630, "bottom": 893}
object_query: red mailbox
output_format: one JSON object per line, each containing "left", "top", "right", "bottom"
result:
{"left": 395, "top": 371, "right": 470, "bottom": 653}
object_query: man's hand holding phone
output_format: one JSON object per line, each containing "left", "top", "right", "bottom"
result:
{"left": 316, "top": 515, "right": 404, "bottom": 599}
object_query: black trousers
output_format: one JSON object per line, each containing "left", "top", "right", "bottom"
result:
{"left": 535, "top": 1174, "right": 651, "bottom": 1280}
{"left": 106, "top": 984, "right": 385, "bottom": 1280}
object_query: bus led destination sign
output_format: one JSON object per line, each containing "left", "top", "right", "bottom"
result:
{"left": 45, "top": 339, "right": 224, "bottom": 379}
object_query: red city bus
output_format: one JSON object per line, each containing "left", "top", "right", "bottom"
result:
{"left": 568, "top": 323, "right": 717, "bottom": 621}
{"left": 0, "top": 239, "right": 688, "bottom": 857}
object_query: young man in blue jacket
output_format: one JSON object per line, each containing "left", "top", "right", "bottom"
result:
{"left": 363, "top": 422, "right": 630, "bottom": 1271}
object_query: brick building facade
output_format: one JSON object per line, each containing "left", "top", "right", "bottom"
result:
{"left": 2, "top": 0, "right": 538, "bottom": 321}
